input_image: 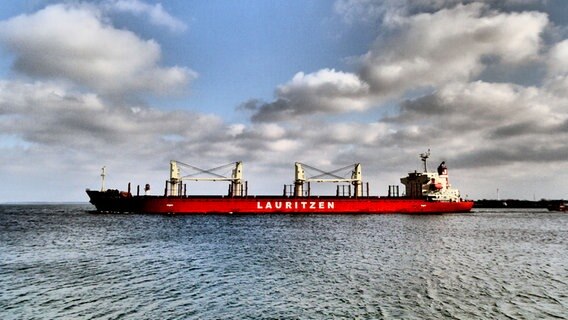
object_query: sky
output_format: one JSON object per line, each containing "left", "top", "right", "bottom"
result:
{"left": 1, "top": 0, "right": 568, "bottom": 202}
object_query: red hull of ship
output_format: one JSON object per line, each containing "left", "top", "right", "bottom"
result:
{"left": 87, "top": 191, "right": 473, "bottom": 214}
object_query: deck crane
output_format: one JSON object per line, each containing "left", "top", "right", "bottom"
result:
{"left": 293, "top": 162, "right": 364, "bottom": 197}
{"left": 168, "top": 160, "right": 245, "bottom": 197}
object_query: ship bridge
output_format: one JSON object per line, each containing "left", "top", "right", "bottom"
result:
{"left": 400, "top": 151, "right": 461, "bottom": 202}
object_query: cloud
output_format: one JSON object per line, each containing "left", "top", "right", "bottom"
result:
{"left": 0, "top": 79, "right": 257, "bottom": 200}
{"left": 385, "top": 81, "right": 568, "bottom": 167}
{"left": 543, "top": 39, "right": 568, "bottom": 97}
{"left": 0, "top": 81, "right": 219, "bottom": 152}
{"left": 105, "top": 0, "right": 187, "bottom": 32}
{"left": 1, "top": 1, "right": 568, "bottom": 202}
{"left": 334, "top": 0, "right": 547, "bottom": 24}
{"left": 548, "top": 40, "right": 568, "bottom": 74}
{"left": 2, "top": 76, "right": 568, "bottom": 201}
{"left": 361, "top": 3, "right": 547, "bottom": 93}
{"left": 243, "top": 0, "right": 566, "bottom": 197}
{"left": 249, "top": 3, "right": 548, "bottom": 122}
{"left": 248, "top": 69, "right": 370, "bottom": 122}
{"left": 0, "top": 3, "right": 195, "bottom": 96}
{"left": 333, "top": 0, "right": 388, "bottom": 24}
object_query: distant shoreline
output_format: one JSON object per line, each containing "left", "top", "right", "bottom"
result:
{"left": 473, "top": 199, "right": 564, "bottom": 209}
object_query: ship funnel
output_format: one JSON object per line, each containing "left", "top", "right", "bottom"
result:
{"left": 437, "top": 161, "right": 449, "bottom": 188}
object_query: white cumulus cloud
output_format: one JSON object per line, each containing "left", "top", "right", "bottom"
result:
{"left": 249, "top": 69, "right": 371, "bottom": 122}
{"left": 0, "top": 3, "right": 196, "bottom": 96}
{"left": 361, "top": 3, "right": 547, "bottom": 95}
{"left": 249, "top": 3, "right": 548, "bottom": 122}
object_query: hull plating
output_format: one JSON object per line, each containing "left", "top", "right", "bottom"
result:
{"left": 87, "top": 191, "right": 473, "bottom": 214}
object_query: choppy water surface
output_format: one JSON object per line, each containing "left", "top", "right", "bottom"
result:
{"left": 1, "top": 205, "right": 567, "bottom": 319}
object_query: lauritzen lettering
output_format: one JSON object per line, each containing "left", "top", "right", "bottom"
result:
{"left": 257, "top": 201, "right": 335, "bottom": 210}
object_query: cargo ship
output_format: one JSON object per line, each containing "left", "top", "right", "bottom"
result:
{"left": 86, "top": 152, "right": 473, "bottom": 214}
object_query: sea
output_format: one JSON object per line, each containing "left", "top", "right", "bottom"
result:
{"left": 1, "top": 204, "right": 566, "bottom": 320}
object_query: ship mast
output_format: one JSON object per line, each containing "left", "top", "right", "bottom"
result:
{"left": 100, "top": 166, "right": 106, "bottom": 192}
{"left": 420, "top": 149, "right": 431, "bottom": 172}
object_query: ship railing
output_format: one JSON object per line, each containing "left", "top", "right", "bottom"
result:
{"left": 387, "top": 185, "right": 401, "bottom": 198}
{"left": 283, "top": 184, "right": 309, "bottom": 197}
{"left": 163, "top": 180, "right": 249, "bottom": 197}
{"left": 282, "top": 182, "right": 371, "bottom": 198}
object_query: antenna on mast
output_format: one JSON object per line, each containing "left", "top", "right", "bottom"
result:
{"left": 420, "top": 149, "right": 431, "bottom": 172}
{"left": 101, "top": 166, "right": 106, "bottom": 192}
